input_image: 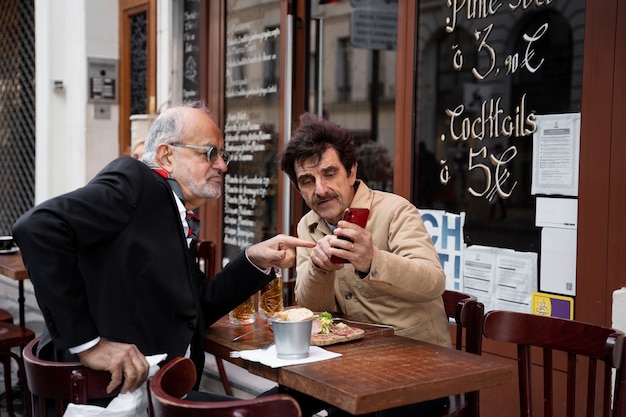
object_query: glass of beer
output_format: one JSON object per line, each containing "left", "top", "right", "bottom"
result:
{"left": 259, "top": 267, "right": 283, "bottom": 319}
{"left": 229, "top": 294, "right": 256, "bottom": 325}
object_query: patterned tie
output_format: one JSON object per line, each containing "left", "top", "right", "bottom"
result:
{"left": 185, "top": 211, "right": 200, "bottom": 240}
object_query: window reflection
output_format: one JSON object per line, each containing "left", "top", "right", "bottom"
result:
{"left": 263, "top": 26, "right": 279, "bottom": 88}
{"left": 336, "top": 37, "right": 352, "bottom": 103}
{"left": 311, "top": 1, "right": 397, "bottom": 192}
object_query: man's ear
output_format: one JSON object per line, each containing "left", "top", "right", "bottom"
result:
{"left": 348, "top": 162, "right": 358, "bottom": 183}
{"left": 155, "top": 143, "right": 174, "bottom": 174}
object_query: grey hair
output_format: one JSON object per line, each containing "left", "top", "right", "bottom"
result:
{"left": 141, "top": 100, "right": 212, "bottom": 163}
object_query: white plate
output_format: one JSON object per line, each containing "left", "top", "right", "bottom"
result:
{"left": 0, "top": 247, "right": 19, "bottom": 254}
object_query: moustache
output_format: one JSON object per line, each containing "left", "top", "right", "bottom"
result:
{"left": 313, "top": 194, "right": 337, "bottom": 204}
{"left": 210, "top": 169, "right": 224, "bottom": 178}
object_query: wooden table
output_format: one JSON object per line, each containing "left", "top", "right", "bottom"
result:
{"left": 0, "top": 251, "right": 29, "bottom": 326}
{"left": 204, "top": 315, "right": 395, "bottom": 379}
{"left": 205, "top": 315, "right": 514, "bottom": 415}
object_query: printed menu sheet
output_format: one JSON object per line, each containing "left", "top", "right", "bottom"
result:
{"left": 531, "top": 113, "right": 581, "bottom": 196}
{"left": 463, "top": 246, "right": 537, "bottom": 313}
{"left": 462, "top": 246, "right": 497, "bottom": 311}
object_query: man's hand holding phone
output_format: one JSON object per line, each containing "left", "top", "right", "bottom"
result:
{"left": 309, "top": 208, "right": 373, "bottom": 273}
{"left": 330, "top": 208, "right": 370, "bottom": 266}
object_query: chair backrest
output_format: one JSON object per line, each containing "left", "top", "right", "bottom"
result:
{"left": 483, "top": 310, "right": 626, "bottom": 417}
{"left": 22, "top": 337, "right": 121, "bottom": 417}
{"left": 194, "top": 239, "right": 217, "bottom": 278}
{"left": 436, "top": 290, "right": 484, "bottom": 417}
{"left": 442, "top": 289, "right": 484, "bottom": 355}
{"left": 149, "top": 356, "right": 301, "bottom": 417}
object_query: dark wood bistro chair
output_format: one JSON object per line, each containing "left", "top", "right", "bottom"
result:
{"left": 482, "top": 310, "right": 626, "bottom": 417}
{"left": 22, "top": 337, "right": 122, "bottom": 417}
{"left": 0, "top": 321, "right": 35, "bottom": 417}
{"left": 149, "top": 356, "right": 301, "bottom": 417}
{"left": 431, "top": 290, "right": 484, "bottom": 417}
{"left": 193, "top": 239, "right": 233, "bottom": 396}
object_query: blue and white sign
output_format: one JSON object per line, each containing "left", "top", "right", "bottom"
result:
{"left": 420, "top": 210, "right": 466, "bottom": 291}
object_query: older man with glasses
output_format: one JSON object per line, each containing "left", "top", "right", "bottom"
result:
{"left": 12, "top": 101, "right": 314, "bottom": 403}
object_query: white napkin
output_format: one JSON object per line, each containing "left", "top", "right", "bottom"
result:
{"left": 231, "top": 345, "right": 341, "bottom": 368}
{"left": 63, "top": 353, "right": 167, "bottom": 417}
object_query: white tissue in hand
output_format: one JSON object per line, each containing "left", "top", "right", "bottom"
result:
{"left": 62, "top": 353, "right": 167, "bottom": 417}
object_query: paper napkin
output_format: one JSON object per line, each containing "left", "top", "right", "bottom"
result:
{"left": 231, "top": 345, "right": 341, "bottom": 368}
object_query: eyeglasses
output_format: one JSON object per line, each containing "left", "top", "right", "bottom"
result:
{"left": 170, "top": 143, "right": 231, "bottom": 166}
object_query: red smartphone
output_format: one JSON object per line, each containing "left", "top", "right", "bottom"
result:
{"left": 330, "top": 208, "right": 370, "bottom": 264}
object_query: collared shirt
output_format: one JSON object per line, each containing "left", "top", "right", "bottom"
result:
{"left": 172, "top": 191, "right": 193, "bottom": 247}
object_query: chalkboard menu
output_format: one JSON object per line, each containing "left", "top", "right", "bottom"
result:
{"left": 222, "top": 3, "right": 281, "bottom": 264}
{"left": 182, "top": 0, "right": 200, "bottom": 101}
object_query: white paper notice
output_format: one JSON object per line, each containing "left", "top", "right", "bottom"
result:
{"left": 493, "top": 250, "right": 538, "bottom": 313}
{"left": 535, "top": 197, "right": 578, "bottom": 229}
{"left": 463, "top": 246, "right": 497, "bottom": 311}
{"left": 531, "top": 113, "right": 581, "bottom": 196}
{"left": 540, "top": 228, "right": 577, "bottom": 296}
{"left": 463, "top": 246, "right": 538, "bottom": 313}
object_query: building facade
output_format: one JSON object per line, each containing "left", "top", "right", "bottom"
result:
{"left": 0, "top": 1, "right": 624, "bottom": 415}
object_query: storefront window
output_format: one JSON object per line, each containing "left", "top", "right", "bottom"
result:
{"left": 182, "top": 0, "right": 200, "bottom": 101}
{"left": 222, "top": 1, "right": 282, "bottom": 264}
{"left": 414, "top": 1, "right": 585, "bottom": 305}
{"left": 414, "top": 1, "right": 584, "bottom": 250}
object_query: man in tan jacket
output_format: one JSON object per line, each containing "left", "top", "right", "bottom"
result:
{"left": 280, "top": 113, "right": 451, "bottom": 416}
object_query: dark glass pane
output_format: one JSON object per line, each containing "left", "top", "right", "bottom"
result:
{"left": 415, "top": 2, "right": 584, "bottom": 252}
{"left": 222, "top": 1, "right": 281, "bottom": 264}
{"left": 183, "top": 0, "right": 201, "bottom": 101}
{"left": 414, "top": 2, "right": 586, "bottom": 303}
{"left": 130, "top": 12, "right": 147, "bottom": 115}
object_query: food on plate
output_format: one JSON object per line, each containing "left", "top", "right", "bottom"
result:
{"left": 275, "top": 307, "right": 314, "bottom": 322}
{"left": 310, "top": 311, "right": 365, "bottom": 346}
{"left": 272, "top": 309, "right": 366, "bottom": 345}
{"left": 315, "top": 311, "right": 334, "bottom": 334}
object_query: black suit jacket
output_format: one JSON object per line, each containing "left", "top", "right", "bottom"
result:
{"left": 13, "top": 157, "right": 272, "bottom": 379}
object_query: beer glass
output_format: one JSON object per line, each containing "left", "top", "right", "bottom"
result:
{"left": 259, "top": 267, "right": 283, "bottom": 319}
{"left": 229, "top": 294, "right": 256, "bottom": 325}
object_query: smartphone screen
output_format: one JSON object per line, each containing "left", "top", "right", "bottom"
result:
{"left": 331, "top": 208, "right": 370, "bottom": 264}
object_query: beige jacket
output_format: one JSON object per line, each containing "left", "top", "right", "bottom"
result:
{"left": 294, "top": 181, "right": 452, "bottom": 347}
